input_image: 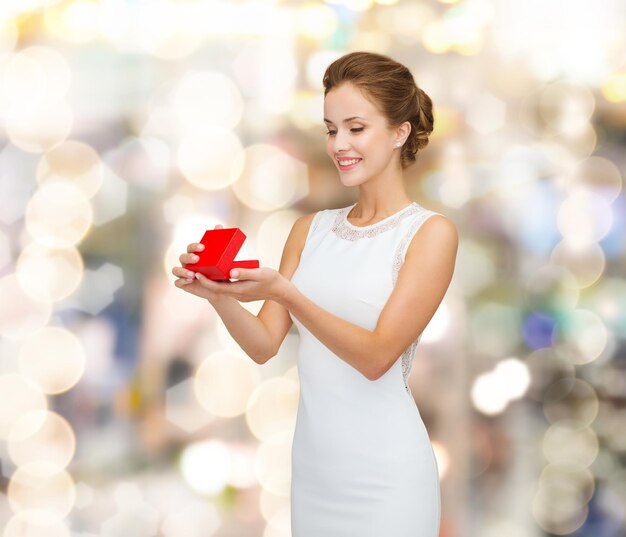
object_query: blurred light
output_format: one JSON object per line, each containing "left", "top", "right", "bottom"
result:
{"left": 16, "top": 243, "right": 84, "bottom": 303}
{"left": 194, "top": 350, "right": 262, "bottom": 418}
{"left": 7, "top": 461, "right": 76, "bottom": 523}
{"left": 181, "top": 1, "right": 289, "bottom": 36}
{"left": 523, "top": 265, "right": 579, "bottom": 312}
{"left": 543, "top": 420, "right": 599, "bottom": 467}
{"left": 0, "top": 145, "right": 38, "bottom": 225}
{"left": 102, "top": 483, "right": 160, "bottom": 537}
{"left": 180, "top": 439, "right": 232, "bottom": 496}
{"left": 226, "top": 442, "right": 258, "bottom": 489}
{"left": 172, "top": 71, "right": 243, "bottom": 131}
{"left": 137, "top": 0, "right": 203, "bottom": 59}
{"left": 257, "top": 209, "right": 301, "bottom": 271}
{"left": 61, "top": 262, "right": 124, "bottom": 315}
{"left": 468, "top": 302, "right": 521, "bottom": 357}
{"left": 306, "top": 50, "right": 342, "bottom": 90}
{"left": 37, "top": 140, "right": 104, "bottom": 199}
{"left": 553, "top": 308, "right": 609, "bottom": 365}
{"left": 232, "top": 144, "right": 309, "bottom": 211}
{"left": 525, "top": 348, "right": 576, "bottom": 403}
{"left": 492, "top": 0, "right": 624, "bottom": 83}
{"left": 18, "top": 326, "right": 86, "bottom": 394}
{"left": 104, "top": 136, "right": 171, "bottom": 192}
{"left": 522, "top": 312, "right": 557, "bottom": 350}
{"left": 296, "top": 4, "right": 338, "bottom": 38}
{"left": 602, "top": 71, "right": 626, "bottom": 103}
{"left": 567, "top": 156, "right": 623, "bottom": 203}
{"left": 533, "top": 462, "right": 594, "bottom": 534}
{"left": 0, "top": 373, "right": 48, "bottom": 439}
{"left": 7, "top": 410, "right": 76, "bottom": 468}
{"left": 3, "top": 513, "right": 70, "bottom": 537}
{"left": 162, "top": 193, "right": 194, "bottom": 225}
{"left": 557, "top": 190, "right": 613, "bottom": 247}
{"left": 0, "top": 46, "right": 71, "bottom": 116}
{"left": 539, "top": 81, "right": 595, "bottom": 136}
{"left": 480, "top": 519, "right": 527, "bottom": 537}
{"left": 25, "top": 182, "right": 93, "bottom": 248}
{"left": 44, "top": 0, "right": 101, "bottom": 44}
{"left": 165, "top": 377, "right": 216, "bottom": 433}
{"left": 423, "top": 1, "right": 491, "bottom": 55}
{"left": 0, "top": 230, "right": 10, "bottom": 271}
{"left": 450, "top": 239, "right": 497, "bottom": 296}
{"left": 542, "top": 378, "right": 599, "bottom": 426}
{"left": 550, "top": 240, "right": 606, "bottom": 288}
{"left": 254, "top": 430, "right": 292, "bottom": 496}
{"left": 0, "top": 274, "right": 52, "bottom": 339}
{"left": 326, "top": 0, "right": 374, "bottom": 11}
{"left": 289, "top": 90, "right": 325, "bottom": 131}
{"left": 259, "top": 488, "right": 290, "bottom": 529}
{"left": 0, "top": 17, "right": 18, "bottom": 57}
{"left": 465, "top": 92, "right": 505, "bottom": 134}
{"left": 470, "top": 357, "right": 529, "bottom": 415}
{"left": 583, "top": 277, "right": 626, "bottom": 336}
{"left": 161, "top": 499, "right": 221, "bottom": 537}
{"left": 245, "top": 377, "right": 299, "bottom": 441}
{"left": 348, "top": 30, "right": 393, "bottom": 54}
{"left": 494, "top": 358, "right": 530, "bottom": 399}
{"left": 432, "top": 440, "right": 450, "bottom": 480}
{"left": 177, "top": 129, "right": 245, "bottom": 191}
{"left": 91, "top": 166, "right": 128, "bottom": 226}
{"left": 6, "top": 100, "right": 73, "bottom": 153}
{"left": 384, "top": 3, "right": 435, "bottom": 44}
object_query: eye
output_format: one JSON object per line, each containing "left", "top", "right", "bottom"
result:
{"left": 351, "top": 127, "right": 364, "bottom": 133}
{"left": 326, "top": 130, "right": 336, "bottom": 136}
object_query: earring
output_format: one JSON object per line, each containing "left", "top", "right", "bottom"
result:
{"left": 395, "top": 142, "right": 402, "bottom": 147}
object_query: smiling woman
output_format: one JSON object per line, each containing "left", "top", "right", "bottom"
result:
{"left": 172, "top": 51, "right": 457, "bottom": 537}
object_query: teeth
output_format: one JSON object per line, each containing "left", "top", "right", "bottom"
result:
{"left": 338, "top": 158, "right": 360, "bottom": 166}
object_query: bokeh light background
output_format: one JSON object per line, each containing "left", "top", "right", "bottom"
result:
{"left": 1, "top": 0, "right": 626, "bottom": 536}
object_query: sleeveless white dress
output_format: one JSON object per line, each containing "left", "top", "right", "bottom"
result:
{"left": 288, "top": 201, "right": 442, "bottom": 537}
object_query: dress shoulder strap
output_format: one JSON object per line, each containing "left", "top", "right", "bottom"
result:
{"left": 392, "top": 207, "right": 443, "bottom": 285}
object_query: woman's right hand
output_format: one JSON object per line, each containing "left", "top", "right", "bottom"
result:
{"left": 172, "top": 224, "right": 229, "bottom": 303}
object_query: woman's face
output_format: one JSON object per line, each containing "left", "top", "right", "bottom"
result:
{"left": 323, "top": 82, "right": 402, "bottom": 185}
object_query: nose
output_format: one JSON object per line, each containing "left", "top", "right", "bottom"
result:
{"left": 331, "top": 129, "right": 351, "bottom": 152}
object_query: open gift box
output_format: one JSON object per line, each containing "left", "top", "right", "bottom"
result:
{"left": 184, "top": 228, "right": 259, "bottom": 281}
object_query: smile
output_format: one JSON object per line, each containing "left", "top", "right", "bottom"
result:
{"left": 337, "top": 158, "right": 362, "bottom": 170}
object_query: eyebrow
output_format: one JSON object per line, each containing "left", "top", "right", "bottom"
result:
{"left": 323, "top": 116, "right": 366, "bottom": 124}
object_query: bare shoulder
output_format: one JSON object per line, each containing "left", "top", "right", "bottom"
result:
{"left": 280, "top": 211, "right": 318, "bottom": 277}
{"left": 285, "top": 213, "right": 317, "bottom": 264}
{"left": 405, "top": 213, "right": 458, "bottom": 261}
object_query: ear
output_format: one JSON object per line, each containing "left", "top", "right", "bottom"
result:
{"left": 394, "top": 121, "right": 411, "bottom": 146}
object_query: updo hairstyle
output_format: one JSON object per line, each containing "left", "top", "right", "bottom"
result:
{"left": 322, "top": 51, "right": 434, "bottom": 169}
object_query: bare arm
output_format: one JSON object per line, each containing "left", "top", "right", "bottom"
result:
{"left": 280, "top": 215, "right": 458, "bottom": 380}
{"left": 173, "top": 214, "right": 316, "bottom": 364}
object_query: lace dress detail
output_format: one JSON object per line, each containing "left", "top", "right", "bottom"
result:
{"left": 332, "top": 202, "right": 421, "bottom": 240}
{"left": 392, "top": 209, "right": 438, "bottom": 395}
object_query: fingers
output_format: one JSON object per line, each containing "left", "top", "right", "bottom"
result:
{"left": 172, "top": 266, "right": 197, "bottom": 280}
{"left": 179, "top": 252, "right": 201, "bottom": 265}
{"left": 186, "top": 242, "right": 205, "bottom": 253}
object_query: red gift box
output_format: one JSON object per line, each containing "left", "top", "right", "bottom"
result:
{"left": 184, "top": 228, "right": 259, "bottom": 281}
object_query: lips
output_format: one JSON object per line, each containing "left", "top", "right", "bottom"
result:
{"left": 337, "top": 157, "right": 362, "bottom": 170}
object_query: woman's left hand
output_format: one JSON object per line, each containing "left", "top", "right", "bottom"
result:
{"left": 193, "top": 267, "right": 292, "bottom": 305}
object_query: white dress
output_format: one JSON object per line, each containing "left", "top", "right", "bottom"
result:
{"left": 288, "top": 201, "right": 442, "bottom": 537}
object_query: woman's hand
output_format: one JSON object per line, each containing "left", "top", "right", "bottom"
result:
{"left": 193, "top": 266, "right": 292, "bottom": 305}
{"left": 172, "top": 224, "right": 293, "bottom": 306}
{"left": 172, "top": 224, "right": 228, "bottom": 303}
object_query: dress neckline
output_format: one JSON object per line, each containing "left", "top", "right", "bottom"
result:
{"left": 342, "top": 201, "right": 418, "bottom": 230}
